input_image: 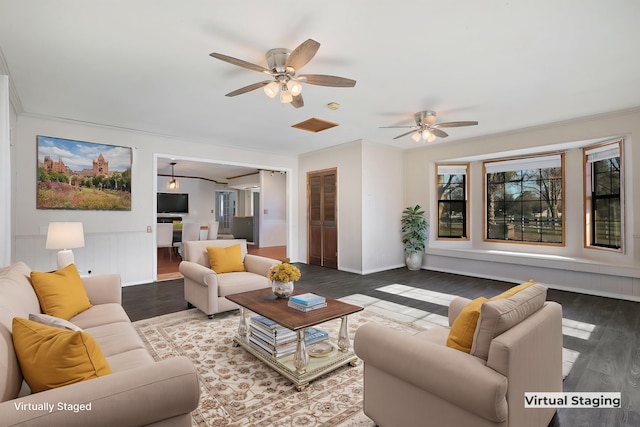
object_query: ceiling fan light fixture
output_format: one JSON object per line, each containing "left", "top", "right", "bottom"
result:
{"left": 411, "top": 132, "right": 421, "bottom": 143}
{"left": 264, "top": 81, "right": 279, "bottom": 98}
{"left": 286, "top": 79, "right": 302, "bottom": 96}
{"left": 280, "top": 86, "right": 293, "bottom": 103}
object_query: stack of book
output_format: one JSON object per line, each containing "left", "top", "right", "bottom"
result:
{"left": 288, "top": 293, "right": 327, "bottom": 312}
{"left": 249, "top": 315, "right": 328, "bottom": 358}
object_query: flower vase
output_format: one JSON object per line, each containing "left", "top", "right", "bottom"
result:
{"left": 272, "top": 280, "right": 294, "bottom": 298}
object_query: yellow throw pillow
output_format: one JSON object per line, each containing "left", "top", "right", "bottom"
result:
{"left": 206, "top": 244, "right": 246, "bottom": 274}
{"left": 30, "top": 264, "right": 92, "bottom": 320}
{"left": 446, "top": 297, "right": 488, "bottom": 353}
{"left": 12, "top": 317, "right": 111, "bottom": 392}
{"left": 490, "top": 280, "right": 535, "bottom": 301}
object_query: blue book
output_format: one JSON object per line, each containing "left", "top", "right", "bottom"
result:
{"left": 290, "top": 293, "right": 326, "bottom": 306}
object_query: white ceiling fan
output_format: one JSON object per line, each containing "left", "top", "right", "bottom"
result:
{"left": 210, "top": 39, "right": 356, "bottom": 108}
{"left": 382, "top": 110, "right": 478, "bottom": 142}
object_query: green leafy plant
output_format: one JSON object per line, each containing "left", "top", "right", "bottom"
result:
{"left": 401, "top": 205, "right": 429, "bottom": 254}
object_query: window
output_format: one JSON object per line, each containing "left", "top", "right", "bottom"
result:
{"left": 437, "top": 164, "right": 468, "bottom": 239}
{"left": 484, "top": 154, "right": 563, "bottom": 244}
{"left": 584, "top": 140, "right": 622, "bottom": 250}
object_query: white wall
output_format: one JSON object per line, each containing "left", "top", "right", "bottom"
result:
{"left": 260, "top": 170, "right": 287, "bottom": 247}
{"left": 361, "top": 142, "right": 405, "bottom": 273}
{"left": 12, "top": 115, "right": 298, "bottom": 284}
{"left": 0, "top": 76, "right": 11, "bottom": 266}
{"left": 405, "top": 107, "right": 640, "bottom": 300}
{"left": 298, "top": 141, "right": 404, "bottom": 274}
{"left": 299, "top": 141, "right": 363, "bottom": 272}
{"left": 155, "top": 175, "right": 217, "bottom": 226}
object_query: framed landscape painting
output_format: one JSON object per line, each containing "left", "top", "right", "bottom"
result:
{"left": 37, "top": 135, "right": 132, "bottom": 210}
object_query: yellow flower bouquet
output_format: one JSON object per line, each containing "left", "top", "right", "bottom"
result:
{"left": 268, "top": 263, "right": 301, "bottom": 283}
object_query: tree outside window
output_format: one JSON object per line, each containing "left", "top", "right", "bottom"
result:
{"left": 584, "top": 141, "right": 622, "bottom": 250}
{"left": 485, "top": 154, "right": 563, "bottom": 244}
{"left": 437, "top": 165, "right": 468, "bottom": 239}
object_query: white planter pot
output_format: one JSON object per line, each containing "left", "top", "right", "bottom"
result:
{"left": 405, "top": 251, "right": 424, "bottom": 271}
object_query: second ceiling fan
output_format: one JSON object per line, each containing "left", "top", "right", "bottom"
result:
{"left": 382, "top": 111, "right": 478, "bottom": 142}
{"left": 210, "top": 39, "right": 356, "bottom": 108}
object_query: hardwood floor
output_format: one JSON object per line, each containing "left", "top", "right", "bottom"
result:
{"left": 123, "top": 263, "right": 640, "bottom": 426}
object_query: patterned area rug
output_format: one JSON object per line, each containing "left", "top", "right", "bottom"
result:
{"left": 133, "top": 308, "right": 424, "bottom": 427}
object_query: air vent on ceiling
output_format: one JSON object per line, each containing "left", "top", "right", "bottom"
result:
{"left": 291, "top": 118, "right": 339, "bottom": 133}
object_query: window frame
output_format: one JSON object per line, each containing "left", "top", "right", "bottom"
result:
{"left": 583, "top": 139, "right": 624, "bottom": 252}
{"left": 436, "top": 164, "right": 469, "bottom": 240}
{"left": 483, "top": 153, "right": 565, "bottom": 246}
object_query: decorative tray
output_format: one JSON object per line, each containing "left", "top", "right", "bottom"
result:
{"left": 307, "top": 341, "right": 336, "bottom": 358}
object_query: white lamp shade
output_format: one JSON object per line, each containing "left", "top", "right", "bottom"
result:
{"left": 263, "top": 81, "right": 279, "bottom": 98}
{"left": 280, "top": 88, "right": 293, "bottom": 103}
{"left": 46, "top": 222, "right": 85, "bottom": 250}
{"left": 286, "top": 80, "right": 302, "bottom": 96}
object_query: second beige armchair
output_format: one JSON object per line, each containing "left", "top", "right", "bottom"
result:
{"left": 179, "top": 239, "right": 281, "bottom": 318}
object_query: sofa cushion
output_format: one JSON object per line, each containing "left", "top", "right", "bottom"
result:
{"left": 471, "top": 283, "right": 548, "bottom": 360}
{"left": 217, "top": 272, "right": 270, "bottom": 297}
{"left": 28, "top": 313, "right": 82, "bottom": 331}
{"left": 84, "top": 321, "right": 147, "bottom": 357}
{"left": 12, "top": 317, "right": 112, "bottom": 392}
{"left": 207, "top": 244, "right": 246, "bottom": 274}
{"left": 446, "top": 297, "right": 487, "bottom": 353}
{"left": 69, "top": 303, "right": 131, "bottom": 329}
{"left": 29, "top": 264, "right": 92, "bottom": 320}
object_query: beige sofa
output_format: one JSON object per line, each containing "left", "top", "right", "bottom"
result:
{"left": 354, "top": 285, "right": 563, "bottom": 427}
{"left": 0, "top": 262, "right": 200, "bottom": 426}
{"left": 179, "top": 239, "right": 281, "bottom": 318}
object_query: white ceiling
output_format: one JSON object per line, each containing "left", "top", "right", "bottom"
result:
{"left": 2, "top": 1, "right": 639, "bottom": 172}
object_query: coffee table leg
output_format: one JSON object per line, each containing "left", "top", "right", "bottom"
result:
{"left": 238, "top": 307, "right": 248, "bottom": 337}
{"left": 337, "top": 315, "right": 350, "bottom": 352}
{"left": 294, "top": 329, "right": 309, "bottom": 373}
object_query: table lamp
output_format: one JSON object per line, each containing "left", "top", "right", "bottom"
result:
{"left": 46, "top": 222, "right": 85, "bottom": 269}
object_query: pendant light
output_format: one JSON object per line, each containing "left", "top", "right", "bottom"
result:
{"left": 166, "top": 162, "right": 179, "bottom": 190}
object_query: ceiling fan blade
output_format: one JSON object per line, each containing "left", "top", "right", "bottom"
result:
{"left": 285, "top": 39, "right": 320, "bottom": 72}
{"left": 393, "top": 129, "right": 419, "bottom": 140}
{"left": 209, "top": 52, "right": 271, "bottom": 74}
{"left": 291, "top": 94, "right": 304, "bottom": 108}
{"left": 379, "top": 125, "right": 417, "bottom": 129}
{"left": 298, "top": 74, "right": 356, "bottom": 87}
{"left": 432, "top": 128, "right": 449, "bottom": 138}
{"left": 436, "top": 121, "right": 478, "bottom": 128}
{"left": 225, "top": 80, "right": 272, "bottom": 97}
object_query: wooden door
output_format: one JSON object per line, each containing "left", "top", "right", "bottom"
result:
{"left": 308, "top": 169, "right": 337, "bottom": 268}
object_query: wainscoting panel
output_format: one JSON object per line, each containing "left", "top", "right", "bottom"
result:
{"left": 14, "top": 231, "right": 154, "bottom": 286}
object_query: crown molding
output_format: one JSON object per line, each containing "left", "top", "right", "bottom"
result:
{"left": 0, "top": 46, "right": 24, "bottom": 115}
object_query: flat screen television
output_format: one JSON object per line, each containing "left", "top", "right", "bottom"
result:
{"left": 157, "top": 192, "right": 189, "bottom": 214}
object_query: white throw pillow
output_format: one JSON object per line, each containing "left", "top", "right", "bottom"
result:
{"left": 29, "top": 313, "right": 83, "bottom": 331}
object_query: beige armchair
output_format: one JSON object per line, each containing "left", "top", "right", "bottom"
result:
{"left": 354, "top": 284, "right": 563, "bottom": 427}
{"left": 179, "top": 239, "right": 281, "bottom": 318}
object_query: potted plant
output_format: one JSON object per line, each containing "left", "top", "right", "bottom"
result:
{"left": 401, "top": 204, "right": 428, "bottom": 270}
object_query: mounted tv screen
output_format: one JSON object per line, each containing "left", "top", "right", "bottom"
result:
{"left": 157, "top": 193, "right": 189, "bottom": 213}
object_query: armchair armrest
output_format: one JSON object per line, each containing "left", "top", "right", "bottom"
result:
{"left": 243, "top": 254, "right": 281, "bottom": 277}
{"left": 82, "top": 274, "right": 122, "bottom": 305}
{"left": 0, "top": 356, "right": 199, "bottom": 426}
{"left": 179, "top": 261, "right": 219, "bottom": 287}
{"left": 354, "top": 322, "right": 507, "bottom": 423}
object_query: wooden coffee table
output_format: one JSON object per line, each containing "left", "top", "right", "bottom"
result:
{"left": 226, "top": 288, "right": 363, "bottom": 391}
